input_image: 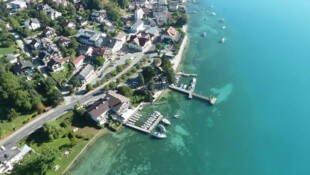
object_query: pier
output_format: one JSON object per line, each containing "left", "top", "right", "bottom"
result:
{"left": 124, "top": 113, "right": 164, "bottom": 134}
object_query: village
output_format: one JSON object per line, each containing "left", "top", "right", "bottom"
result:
{"left": 0, "top": 0, "right": 192, "bottom": 173}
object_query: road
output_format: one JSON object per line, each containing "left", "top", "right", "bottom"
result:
{"left": 0, "top": 51, "right": 145, "bottom": 150}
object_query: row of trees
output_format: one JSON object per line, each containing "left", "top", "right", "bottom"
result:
{"left": 0, "top": 22, "right": 16, "bottom": 47}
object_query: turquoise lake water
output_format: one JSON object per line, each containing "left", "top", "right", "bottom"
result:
{"left": 68, "top": 0, "right": 310, "bottom": 174}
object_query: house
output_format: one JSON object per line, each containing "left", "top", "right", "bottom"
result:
{"left": 92, "top": 48, "right": 112, "bottom": 59}
{"left": 6, "top": 54, "right": 18, "bottom": 64}
{"left": 145, "top": 26, "right": 161, "bottom": 36}
{"left": 153, "top": 11, "right": 171, "bottom": 26}
{"left": 114, "top": 31, "right": 127, "bottom": 44}
{"left": 101, "top": 37, "right": 123, "bottom": 53}
{"left": 46, "top": 9, "right": 62, "bottom": 20}
{"left": 61, "top": 20, "right": 76, "bottom": 29}
{"left": 161, "top": 26, "right": 181, "bottom": 42}
{"left": 52, "top": 0, "right": 68, "bottom": 6}
{"left": 86, "top": 99, "right": 110, "bottom": 125}
{"left": 8, "top": 0, "right": 27, "bottom": 12}
{"left": 12, "top": 60, "right": 34, "bottom": 75}
{"left": 153, "top": 4, "right": 169, "bottom": 13}
{"left": 29, "top": 38, "right": 42, "bottom": 50}
{"left": 134, "top": 7, "right": 144, "bottom": 20}
{"left": 42, "top": 27, "right": 56, "bottom": 38}
{"left": 58, "top": 36, "right": 71, "bottom": 47}
{"left": 106, "top": 91, "right": 131, "bottom": 115}
{"left": 76, "top": 16, "right": 88, "bottom": 26}
{"left": 0, "top": 145, "right": 32, "bottom": 174}
{"left": 78, "top": 64, "right": 94, "bottom": 83}
{"left": 169, "top": 1, "right": 179, "bottom": 11}
{"left": 158, "top": 0, "right": 168, "bottom": 5}
{"left": 130, "top": 20, "right": 144, "bottom": 33}
{"left": 72, "top": 54, "right": 86, "bottom": 68}
{"left": 24, "top": 18, "right": 41, "bottom": 30}
{"left": 127, "top": 34, "right": 152, "bottom": 52}
{"left": 47, "top": 56, "right": 70, "bottom": 72}
{"left": 38, "top": 46, "right": 62, "bottom": 65}
{"left": 76, "top": 29, "right": 106, "bottom": 47}
{"left": 90, "top": 10, "right": 106, "bottom": 23}
{"left": 77, "top": 45, "right": 93, "bottom": 56}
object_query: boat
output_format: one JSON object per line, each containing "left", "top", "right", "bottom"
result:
{"left": 161, "top": 118, "right": 171, "bottom": 125}
{"left": 204, "top": 17, "right": 208, "bottom": 21}
{"left": 211, "top": 12, "right": 216, "bottom": 16}
{"left": 219, "top": 37, "right": 226, "bottom": 43}
{"left": 219, "top": 18, "right": 225, "bottom": 23}
{"left": 173, "top": 114, "right": 180, "bottom": 118}
{"left": 158, "top": 124, "right": 167, "bottom": 132}
{"left": 221, "top": 26, "right": 226, "bottom": 30}
{"left": 152, "top": 132, "right": 167, "bottom": 139}
{"left": 202, "top": 32, "right": 207, "bottom": 37}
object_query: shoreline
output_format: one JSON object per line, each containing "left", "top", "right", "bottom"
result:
{"left": 63, "top": 24, "right": 190, "bottom": 174}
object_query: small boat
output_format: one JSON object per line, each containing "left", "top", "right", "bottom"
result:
{"left": 162, "top": 118, "right": 171, "bottom": 125}
{"left": 173, "top": 114, "right": 180, "bottom": 118}
{"left": 204, "top": 17, "right": 208, "bottom": 21}
{"left": 210, "top": 5, "right": 214, "bottom": 9}
{"left": 152, "top": 132, "right": 167, "bottom": 139}
{"left": 202, "top": 32, "right": 207, "bottom": 37}
{"left": 219, "top": 37, "right": 226, "bottom": 43}
{"left": 158, "top": 124, "right": 166, "bottom": 132}
{"left": 219, "top": 18, "right": 225, "bottom": 23}
{"left": 211, "top": 12, "right": 216, "bottom": 16}
{"left": 221, "top": 26, "right": 226, "bottom": 30}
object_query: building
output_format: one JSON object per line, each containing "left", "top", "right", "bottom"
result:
{"left": 42, "top": 27, "right": 56, "bottom": 38}
{"left": 130, "top": 20, "right": 144, "bottom": 33}
{"left": 24, "top": 18, "right": 41, "bottom": 30}
{"left": 6, "top": 54, "right": 18, "bottom": 64}
{"left": 168, "top": 1, "right": 179, "bottom": 11}
{"left": 134, "top": 7, "right": 145, "bottom": 20}
{"left": 86, "top": 99, "right": 110, "bottom": 125}
{"left": 38, "top": 46, "right": 62, "bottom": 65}
{"left": 87, "top": 91, "right": 131, "bottom": 125}
{"left": 158, "top": 0, "right": 168, "bottom": 5}
{"left": 145, "top": 26, "right": 161, "bottom": 36}
{"left": 58, "top": 36, "right": 71, "bottom": 47}
{"left": 0, "top": 145, "right": 32, "bottom": 174}
{"left": 78, "top": 64, "right": 94, "bottom": 83}
{"left": 29, "top": 38, "right": 42, "bottom": 50}
{"left": 72, "top": 54, "right": 86, "bottom": 68}
{"left": 8, "top": 0, "right": 27, "bottom": 12}
{"left": 90, "top": 10, "right": 106, "bottom": 23}
{"left": 11, "top": 60, "right": 34, "bottom": 75}
{"left": 161, "top": 26, "right": 181, "bottom": 42}
{"left": 127, "top": 34, "right": 152, "bottom": 52}
{"left": 114, "top": 31, "right": 127, "bottom": 44}
{"left": 153, "top": 11, "right": 171, "bottom": 26}
{"left": 76, "top": 29, "right": 106, "bottom": 47}
{"left": 61, "top": 20, "right": 76, "bottom": 29}
{"left": 76, "top": 16, "right": 88, "bottom": 26}
{"left": 47, "top": 56, "right": 70, "bottom": 72}
{"left": 101, "top": 37, "right": 123, "bottom": 53}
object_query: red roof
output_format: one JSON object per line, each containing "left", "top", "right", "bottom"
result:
{"left": 73, "top": 55, "right": 86, "bottom": 66}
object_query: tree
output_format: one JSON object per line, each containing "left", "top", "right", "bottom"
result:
{"left": 141, "top": 66, "right": 156, "bottom": 82}
{"left": 117, "top": 0, "right": 129, "bottom": 9}
{"left": 117, "top": 85, "right": 132, "bottom": 97}
{"left": 147, "top": 79, "right": 156, "bottom": 92}
{"left": 70, "top": 38, "right": 79, "bottom": 50}
{"left": 156, "top": 43, "right": 163, "bottom": 56}
{"left": 36, "top": 103, "right": 46, "bottom": 112}
{"left": 106, "top": 2, "right": 121, "bottom": 21}
{"left": 108, "top": 82, "right": 117, "bottom": 90}
{"left": 7, "top": 17, "right": 20, "bottom": 30}
{"left": 86, "top": 84, "right": 94, "bottom": 92}
{"left": 70, "top": 76, "right": 81, "bottom": 88}
{"left": 7, "top": 108, "right": 20, "bottom": 121}
{"left": 93, "top": 56, "right": 105, "bottom": 68}
{"left": 42, "top": 121, "right": 64, "bottom": 140}
{"left": 116, "top": 65, "right": 123, "bottom": 72}
{"left": 0, "top": 2, "right": 10, "bottom": 19}
{"left": 137, "top": 73, "right": 145, "bottom": 86}
{"left": 47, "top": 87, "right": 64, "bottom": 106}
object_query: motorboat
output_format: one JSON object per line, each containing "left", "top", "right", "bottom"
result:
{"left": 219, "top": 18, "right": 225, "bottom": 23}
{"left": 202, "top": 32, "right": 207, "bottom": 37}
{"left": 161, "top": 118, "right": 171, "bottom": 125}
{"left": 204, "top": 17, "right": 208, "bottom": 21}
{"left": 221, "top": 26, "right": 226, "bottom": 30}
{"left": 219, "top": 37, "right": 226, "bottom": 43}
{"left": 152, "top": 132, "right": 167, "bottom": 139}
{"left": 211, "top": 12, "right": 216, "bottom": 16}
{"left": 173, "top": 114, "right": 180, "bottom": 118}
{"left": 158, "top": 124, "right": 167, "bottom": 132}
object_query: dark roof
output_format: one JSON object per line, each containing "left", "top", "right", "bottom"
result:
{"left": 128, "top": 35, "right": 150, "bottom": 47}
{"left": 12, "top": 60, "right": 34, "bottom": 73}
{"left": 87, "top": 99, "right": 109, "bottom": 118}
{"left": 101, "top": 37, "right": 119, "bottom": 49}
{"left": 47, "top": 56, "right": 70, "bottom": 67}
{"left": 105, "top": 91, "right": 130, "bottom": 112}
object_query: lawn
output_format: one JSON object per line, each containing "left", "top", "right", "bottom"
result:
{"left": 0, "top": 46, "right": 16, "bottom": 56}
{"left": 50, "top": 63, "right": 71, "bottom": 85}
{"left": 17, "top": 111, "right": 102, "bottom": 175}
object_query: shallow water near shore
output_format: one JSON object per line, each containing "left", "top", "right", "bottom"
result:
{"left": 68, "top": 0, "right": 310, "bottom": 174}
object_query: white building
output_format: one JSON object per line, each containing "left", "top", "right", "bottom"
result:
{"left": 8, "top": 0, "right": 27, "bottom": 12}
{"left": 24, "top": 18, "right": 41, "bottom": 30}
{"left": 130, "top": 20, "right": 144, "bottom": 33}
{"left": 161, "top": 26, "right": 181, "bottom": 42}
{"left": 134, "top": 8, "right": 144, "bottom": 20}
{"left": 78, "top": 64, "right": 94, "bottom": 83}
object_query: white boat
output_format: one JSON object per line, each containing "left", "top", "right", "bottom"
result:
{"left": 211, "top": 12, "right": 216, "bottom": 16}
{"left": 158, "top": 124, "right": 167, "bottom": 132}
{"left": 219, "top": 18, "right": 225, "bottom": 23}
{"left": 204, "top": 17, "right": 208, "bottom": 21}
{"left": 173, "top": 114, "right": 180, "bottom": 118}
{"left": 221, "top": 26, "right": 226, "bottom": 30}
{"left": 161, "top": 118, "right": 171, "bottom": 125}
{"left": 152, "top": 132, "right": 167, "bottom": 139}
{"left": 202, "top": 32, "right": 207, "bottom": 37}
{"left": 219, "top": 37, "right": 226, "bottom": 43}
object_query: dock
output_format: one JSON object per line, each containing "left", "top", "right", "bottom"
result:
{"left": 124, "top": 113, "right": 164, "bottom": 134}
{"left": 176, "top": 72, "right": 198, "bottom": 77}
{"left": 169, "top": 84, "right": 217, "bottom": 105}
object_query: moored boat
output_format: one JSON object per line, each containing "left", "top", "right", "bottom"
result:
{"left": 162, "top": 118, "right": 171, "bottom": 125}
{"left": 152, "top": 132, "right": 167, "bottom": 139}
{"left": 158, "top": 124, "right": 167, "bottom": 132}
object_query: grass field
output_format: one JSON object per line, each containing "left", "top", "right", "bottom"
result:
{"left": 0, "top": 46, "right": 16, "bottom": 55}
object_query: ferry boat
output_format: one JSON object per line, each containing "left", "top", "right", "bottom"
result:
{"left": 162, "top": 118, "right": 171, "bottom": 125}
{"left": 219, "top": 37, "right": 226, "bottom": 43}
{"left": 152, "top": 132, "right": 167, "bottom": 139}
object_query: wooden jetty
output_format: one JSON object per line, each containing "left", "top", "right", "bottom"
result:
{"left": 169, "top": 85, "right": 217, "bottom": 105}
{"left": 124, "top": 114, "right": 164, "bottom": 134}
{"left": 176, "top": 72, "right": 198, "bottom": 77}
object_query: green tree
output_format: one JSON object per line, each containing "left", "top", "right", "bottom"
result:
{"left": 147, "top": 79, "right": 155, "bottom": 92}
{"left": 137, "top": 73, "right": 145, "bottom": 86}
{"left": 70, "top": 76, "right": 81, "bottom": 88}
{"left": 116, "top": 65, "right": 123, "bottom": 72}
{"left": 0, "top": 1, "right": 10, "bottom": 19}
{"left": 86, "top": 83, "right": 94, "bottom": 92}
{"left": 117, "top": 0, "right": 129, "bottom": 9}
{"left": 117, "top": 85, "right": 132, "bottom": 97}
{"left": 106, "top": 2, "right": 121, "bottom": 21}
{"left": 47, "top": 87, "right": 64, "bottom": 106}
{"left": 7, "top": 108, "right": 20, "bottom": 121}
{"left": 93, "top": 56, "right": 105, "bottom": 68}
{"left": 156, "top": 43, "right": 163, "bottom": 56}
{"left": 42, "top": 121, "right": 64, "bottom": 140}
{"left": 8, "top": 17, "right": 20, "bottom": 30}
{"left": 141, "top": 66, "right": 156, "bottom": 82}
